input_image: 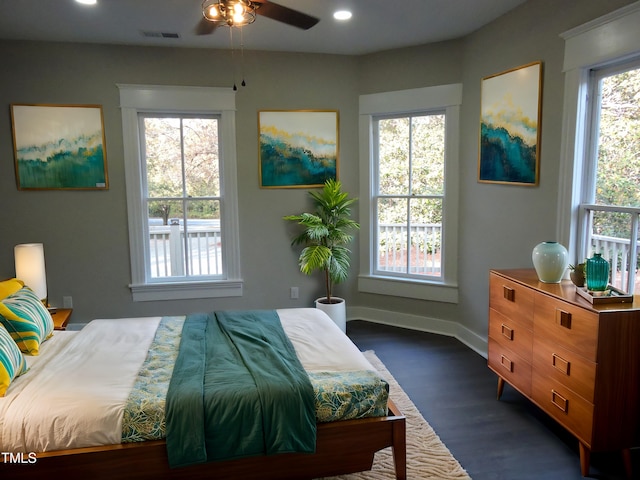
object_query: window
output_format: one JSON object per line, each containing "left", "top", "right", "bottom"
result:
{"left": 359, "top": 85, "right": 461, "bottom": 303}
{"left": 118, "top": 85, "right": 242, "bottom": 301}
{"left": 579, "top": 60, "right": 640, "bottom": 293}
{"left": 558, "top": 3, "right": 640, "bottom": 295}
{"left": 142, "top": 114, "right": 223, "bottom": 279}
{"left": 374, "top": 113, "right": 445, "bottom": 278}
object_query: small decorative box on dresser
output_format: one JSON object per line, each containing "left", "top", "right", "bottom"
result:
{"left": 488, "top": 269, "right": 640, "bottom": 478}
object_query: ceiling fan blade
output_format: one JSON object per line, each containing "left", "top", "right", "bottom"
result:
{"left": 254, "top": 1, "right": 319, "bottom": 30}
{"left": 195, "top": 17, "right": 217, "bottom": 35}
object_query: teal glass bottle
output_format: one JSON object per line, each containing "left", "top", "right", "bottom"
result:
{"left": 586, "top": 253, "right": 609, "bottom": 291}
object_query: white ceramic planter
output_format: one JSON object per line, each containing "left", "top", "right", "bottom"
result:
{"left": 532, "top": 241, "right": 569, "bottom": 283}
{"left": 315, "top": 297, "right": 346, "bottom": 332}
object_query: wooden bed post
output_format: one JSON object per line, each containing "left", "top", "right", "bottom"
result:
{"left": 389, "top": 398, "right": 407, "bottom": 480}
{"left": 392, "top": 413, "right": 407, "bottom": 479}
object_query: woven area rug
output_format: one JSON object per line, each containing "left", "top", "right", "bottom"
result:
{"left": 320, "top": 351, "right": 471, "bottom": 480}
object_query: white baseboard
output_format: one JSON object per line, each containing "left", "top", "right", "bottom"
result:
{"left": 347, "top": 306, "right": 488, "bottom": 359}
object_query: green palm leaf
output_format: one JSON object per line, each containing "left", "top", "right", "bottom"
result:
{"left": 283, "top": 179, "right": 360, "bottom": 302}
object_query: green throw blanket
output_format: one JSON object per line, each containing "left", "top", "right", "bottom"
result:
{"left": 165, "top": 310, "right": 316, "bottom": 468}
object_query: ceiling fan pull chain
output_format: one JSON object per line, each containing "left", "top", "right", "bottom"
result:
{"left": 229, "top": 27, "right": 237, "bottom": 90}
{"left": 240, "top": 26, "right": 246, "bottom": 87}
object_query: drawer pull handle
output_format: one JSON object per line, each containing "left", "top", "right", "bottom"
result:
{"left": 552, "top": 353, "right": 571, "bottom": 375}
{"left": 500, "top": 354, "right": 513, "bottom": 372}
{"left": 503, "top": 286, "right": 515, "bottom": 302}
{"left": 555, "top": 309, "right": 572, "bottom": 329}
{"left": 501, "top": 324, "right": 514, "bottom": 341}
{"left": 551, "top": 390, "right": 568, "bottom": 413}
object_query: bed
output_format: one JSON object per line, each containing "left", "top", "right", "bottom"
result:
{"left": 0, "top": 302, "right": 406, "bottom": 480}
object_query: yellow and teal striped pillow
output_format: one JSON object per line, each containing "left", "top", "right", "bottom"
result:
{"left": 0, "top": 324, "right": 27, "bottom": 396}
{"left": 0, "top": 286, "right": 54, "bottom": 355}
{"left": 0, "top": 278, "right": 24, "bottom": 300}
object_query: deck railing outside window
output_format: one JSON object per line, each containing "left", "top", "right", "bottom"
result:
{"left": 377, "top": 223, "right": 442, "bottom": 277}
{"left": 148, "top": 219, "right": 222, "bottom": 278}
{"left": 581, "top": 204, "right": 640, "bottom": 294}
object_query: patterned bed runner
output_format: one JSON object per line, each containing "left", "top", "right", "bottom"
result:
{"left": 121, "top": 316, "right": 184, "bottom": 443}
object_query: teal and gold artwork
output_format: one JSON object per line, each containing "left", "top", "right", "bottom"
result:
{"left": 259, "top": 110, "right": 338, "bottom": 188}
{"left": 479, "top": 62, "right": 542, "bottom": 186}
{"left": 11, "top": 104, "right": 108, "bottom": 190}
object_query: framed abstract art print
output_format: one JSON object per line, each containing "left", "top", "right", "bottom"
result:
{"left": 478, "top": 61, "right": 543, "bottom": 186}
{"left": 258, "top": 110, "right": 338, "bottom": 188}
{"left": 11, "top": 103, "right": 109, "bottom": 190}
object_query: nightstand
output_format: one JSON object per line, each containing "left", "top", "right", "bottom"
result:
{"left": 51, "top": 308, "right": 73, "bottom": 331}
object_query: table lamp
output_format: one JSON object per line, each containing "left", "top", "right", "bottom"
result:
{"left": 14, "top": 243, "right": 48, "bottom": 306}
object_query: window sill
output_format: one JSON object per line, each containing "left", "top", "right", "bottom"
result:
{"left": 129, "top": 279, "right": 243, "bottom": 302}
{"left": 358, "top": 275, "right": 458, "bottom": 303}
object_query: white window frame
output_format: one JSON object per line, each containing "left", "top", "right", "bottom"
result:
{"left": 118, "top": 84, "right": 242, "bottom": 301}
{"left": 579, "top": 59, "right": 640, "bottom": 295}
{"left": 358, "top": 84, "right": 461, "bottom": 303}
{"left": 557, "top": 3, "right": 640, "bottom": 264}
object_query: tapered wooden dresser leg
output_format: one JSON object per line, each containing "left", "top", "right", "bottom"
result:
{"left": 578, "top": 442, "right": 590, "bottom": 477}
{"left": 496, "top": 377, "right": 505, "bottom": 400}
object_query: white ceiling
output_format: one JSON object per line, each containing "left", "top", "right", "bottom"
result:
{"left": 0, "top": 0, "right": 527, "bottom": 55}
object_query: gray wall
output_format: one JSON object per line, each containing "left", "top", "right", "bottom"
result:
{"left": 0, "top": 0, "right": 633, "bottom": 341}
{"left": 351, "top": 0, "right": 633, "bottom": 339}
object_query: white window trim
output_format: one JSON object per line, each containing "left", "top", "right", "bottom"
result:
{"left": 118, "top": 84, "right": 243, "bottom": 301}
{"left": 557, "top": 3, "right": 640, "bottom": 261}
{"left": 358, "top": 84, "right": 461, "bottom": 303}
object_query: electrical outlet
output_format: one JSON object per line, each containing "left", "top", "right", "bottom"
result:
{"left": 290, "top": 287, "right": 299, "bottom": 299}
{"left": 63, "top": 296, "right": 73, "bottom": 309}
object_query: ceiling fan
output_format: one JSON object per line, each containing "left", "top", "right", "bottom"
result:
{"left": 195, "top": 0, "right": 320, "bottom": 35}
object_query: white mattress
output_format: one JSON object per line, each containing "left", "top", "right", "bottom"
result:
{"left": 0, "top": 308, "right": 374, "bottom": 453}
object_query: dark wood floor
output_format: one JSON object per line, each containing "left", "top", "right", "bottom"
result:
{"left": 346, "top": 320, "right": 638, "bottom": 480}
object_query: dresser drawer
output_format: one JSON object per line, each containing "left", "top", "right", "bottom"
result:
{"left": 488, "top": 338, "right": 532, "bottom": 397}
{"left": 533, "top": 292, "right": 599, "bottom": 361}
{"left": 490, "top": 273, "right": 534, "bottom": 328}
{"left": 532, "top": 373, "right": 594, "bottom": 444}
{"left": 532, "top": 336, "right": 596, "bottom": 403}
{"left": 489, "top": 308, "right": 533, "bottom": 361}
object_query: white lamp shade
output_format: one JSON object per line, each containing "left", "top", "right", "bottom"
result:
{"left": 14, "top": 243, "right": 48, "bottom": 301}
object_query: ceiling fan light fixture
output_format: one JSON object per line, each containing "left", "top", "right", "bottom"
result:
{"left": 202, "top": 0, "right": 256, "bottom": 27}
{"left": 205, "top": 4, "right": 220, "bottom": 19}
{"left": 233, "top": 3, "right": 245, "bottom": 15}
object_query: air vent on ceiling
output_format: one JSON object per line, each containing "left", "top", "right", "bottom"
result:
{"left": 141, "top": 31, "right": 180, "bottom": 39}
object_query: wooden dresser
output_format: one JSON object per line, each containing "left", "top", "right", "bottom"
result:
{"left": 488, "top": 269, "right": 640, "bottom": 478}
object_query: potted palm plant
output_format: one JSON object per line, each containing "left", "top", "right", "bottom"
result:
{"left": 283, "top": 179, "right": 359, "bottom": 331}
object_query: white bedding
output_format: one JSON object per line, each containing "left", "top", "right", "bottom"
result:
{"left": 0, "top": 308, "right": 375, "bottom": 453}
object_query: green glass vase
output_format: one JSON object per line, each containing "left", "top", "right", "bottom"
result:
{"left": 586, "top": 253, "right": 609, "bottom": 291}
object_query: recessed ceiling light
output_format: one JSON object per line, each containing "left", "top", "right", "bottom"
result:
{"left": 76, "top": 0, "right": 97, "bottom": 5}
{"left": 333, "top": 10, "right": 352, "bottom": 21}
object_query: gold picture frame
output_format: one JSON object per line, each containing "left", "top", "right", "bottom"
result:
{"left": 11, "top": 103, "right": 109, "bottom": 190}
{"left": 258, "top": 110, "right": 339, "bottom": 188}
{"left": 478, "top": 61, "right": 543, "bottom": 186}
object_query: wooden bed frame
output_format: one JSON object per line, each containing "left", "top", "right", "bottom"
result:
{"left": 2, "top": 399, "right": 406, "bottom": 479}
